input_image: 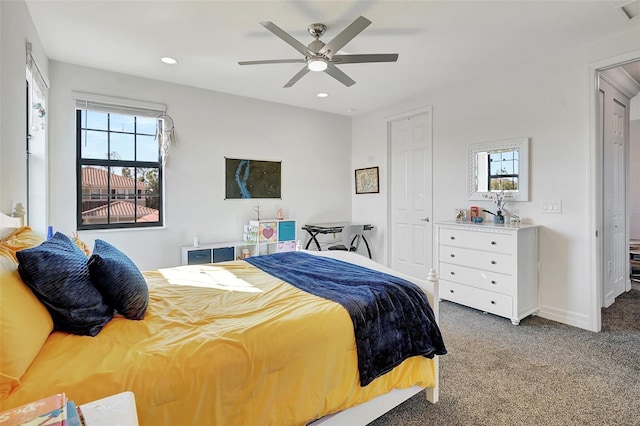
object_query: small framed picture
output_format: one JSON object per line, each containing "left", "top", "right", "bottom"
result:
{"left": 355, "top": 167, "right": 380, "bottom": 194}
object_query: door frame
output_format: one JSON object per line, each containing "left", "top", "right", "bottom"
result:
{"left": 588, "top": 49, "right": 640, "bottom": 332}
{"left": 385, "top": 105, "right": 434, "bottom": 271}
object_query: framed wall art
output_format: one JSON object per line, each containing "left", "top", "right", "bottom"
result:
{"left": 225, "top": 158, "right": 282, "bottom": 199}
{"left": 355, "top": 166, "right": 379, "bottom": 194}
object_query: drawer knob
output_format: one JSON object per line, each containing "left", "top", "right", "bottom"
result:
{"left": 490, "top": 300, "right": 496, "bottom": 305}
{"left": 491, "top": 241, "right": 497, "bottom": 245}
{"left": 491, "top": 280, "right": 497, "bottom": 284}
{"left": 450, "top": 254, "right": 456, "bottom": 258}
{"left": 491, "top": 260, "right": 497, "bottom": 265}
{"left": 450, "top": 271, "right": 455, "bottom": 275}
{"left": 450, "top": 236, "right": 455, "bottom": 240}
{"left": 449, "top": 289, "right": 455, "bottom": 293}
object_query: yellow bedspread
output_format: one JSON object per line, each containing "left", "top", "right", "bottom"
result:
{"left": 2, "top": 259, "right": 436, "bottom": 425}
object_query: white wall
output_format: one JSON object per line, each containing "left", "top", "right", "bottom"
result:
{"left": 352, "top": 28, "right": 640, "bottom": 331}
{"left": 45, "top": 62, "right": 351, "bottom": 270}
{"left": 0, "top": 0, "right": 48, "bottom": 215}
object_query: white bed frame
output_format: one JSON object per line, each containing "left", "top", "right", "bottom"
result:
{"left": 0, "top": 210, "right": 440, "bottom": 425}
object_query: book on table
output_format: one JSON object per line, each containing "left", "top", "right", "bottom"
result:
{"left": 0, "top": 393, "right": 83, "bottom": 426}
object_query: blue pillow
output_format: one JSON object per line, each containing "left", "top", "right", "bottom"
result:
{"left": 88, "top": 239, "right": 148, "bottom": 320}
{"left": 16, "top": 232, "right": 113, "bottom": 336}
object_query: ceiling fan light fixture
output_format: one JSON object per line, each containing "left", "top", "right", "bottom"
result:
{"left": 307, "top": 58, "right": 328, "bottom": 72}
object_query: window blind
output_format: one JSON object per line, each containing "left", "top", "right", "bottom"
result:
{"left": 72, "top": 91, "right": 166, "bottom": 118}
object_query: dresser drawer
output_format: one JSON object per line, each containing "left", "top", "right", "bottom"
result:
{"left": 438, "top": 262, "right": 514, "bottom": 296}
{"left": 440, "top": 280, "right": 513, "bottom": 318}
{"left": 439, "top": 228, "right": 515, "bottom": 254}
{"left": 439, "top": 246, "right": 515, "bottom": 275}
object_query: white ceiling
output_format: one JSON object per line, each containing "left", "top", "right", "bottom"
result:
{"left": 25, "top": 0, "right": 638, "bottom": 116}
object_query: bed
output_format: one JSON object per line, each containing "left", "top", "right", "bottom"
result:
{"left": 0, "top": 211, "right": 445, "bottom": 425}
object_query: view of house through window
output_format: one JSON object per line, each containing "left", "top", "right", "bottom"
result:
{"left": 77, "top": 108, "right": 162, "bottom": 229}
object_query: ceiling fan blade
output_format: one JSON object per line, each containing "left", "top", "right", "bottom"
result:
{"left": 239, "top": 59, "right": 305, "bottom": 65}
{"left": 331, "top": 54, "right": 398, "bottom": 64}
{"left": 260, "top": 21, "right": 313, "bottom": 57}
{"left": 324, "top": 63, "right": 356, "bottom": 87}
{"left": 283, "top": 67, "right": 310, "bottom": 88}
{"left": 319, "top": 16, "right": 371, "bottom": 57}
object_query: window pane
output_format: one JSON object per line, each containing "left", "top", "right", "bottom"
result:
{"left": 137, "top": 135, "right": 158, "bottom": 162}
{"left": 110, "top": 133, "right": 135, "bottom": 161}
{"left": 80, "top": 165, "right": 108, "bottom": 225}
{"left": 501, "top": 161, "right": 514, "bottom": 175}
{"left": 137, "top": 116, "right": 156, "bottom": 135}
{"left": 137, "top": 167, "right": 160, "bottom": 221}
{"left": 490, "top": 177, "right": 519, "bottom": 191}
{"left": 81, "top": 130, "right": 108, "bottom": 159}
{"left": 86, "top": 110, "right": 108, "bottom": 130}
{"left": 109, "top": 113, "right": 135, "bottom": 133}
{"left": 109, "top": 168, "right": 136, "bottom": 224}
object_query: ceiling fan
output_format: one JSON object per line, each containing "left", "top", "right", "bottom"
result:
{"left": 238, "top": 16, "right": 399, "bottom": 88}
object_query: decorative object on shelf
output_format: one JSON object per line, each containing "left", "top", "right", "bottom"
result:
{"left": 225, "top": 158, "right": 282, "bottom": 199}
{"left": 355, "top": 166, "right": 379, "bottom": 194}
{"left": 484, "top": 189, "right": 508, "bottom": 224}
{"left": 277, "top": 208, "right": 284, "bottom": 220}
{"left": 510, "top": 215, "right": 521, "bottom": 226}
{"left": 472, "top": 216, "right": 484, "bottom": 224}
{"left": 254, "top": 202, "right": 262, "bottom": 220}
{"left": 193, "top": 236, "right": 200, "bottom": 247}
{"left": 469, "top": 206, "right": 479, "bottom": 221}
{"left": 156, "top": 113, "right": 176, "bottom": 167}
{"left": 455, "top": 208, "right": 467, "bottom": 223}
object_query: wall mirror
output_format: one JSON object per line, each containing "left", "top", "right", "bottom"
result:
{"left": 468, "top": 137, "right": 529, "bottom": 201}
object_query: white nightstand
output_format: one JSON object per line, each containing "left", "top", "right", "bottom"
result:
{"left": 78, "top": 391, "right": 138, "bottom": 426}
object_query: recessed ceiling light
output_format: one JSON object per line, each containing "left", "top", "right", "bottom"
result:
{"left": 317, "top": 92, "right": 329, "bottom": 98}
{"left": 161, "top": 57, "right": 178, "bottom": 65}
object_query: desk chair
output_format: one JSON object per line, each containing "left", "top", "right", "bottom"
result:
{"left": 327, "top": 225, "right": 365, "bottom": 254}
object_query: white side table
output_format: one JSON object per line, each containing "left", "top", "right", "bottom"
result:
{"left": 78, "top": 391, "right": 138, "bottom": 426}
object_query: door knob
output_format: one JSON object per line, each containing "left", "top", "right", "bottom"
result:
{"left": 421, "top": 218, "right": 430, "bottom": 222}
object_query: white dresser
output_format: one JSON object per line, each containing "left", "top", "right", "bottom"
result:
{"left": 436, "top": 221, "right": 539, "bottom": 325}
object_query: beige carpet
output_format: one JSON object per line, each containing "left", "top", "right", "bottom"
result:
{"left": 369, "top": 290, "right": 640, "bottom": 426}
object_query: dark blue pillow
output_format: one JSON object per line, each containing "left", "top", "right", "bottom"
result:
{"left": 88, "top": 239, "right": 148, "bottom": 320}
{"left": 16, "top": 232, "right": 114, "bottom": 336}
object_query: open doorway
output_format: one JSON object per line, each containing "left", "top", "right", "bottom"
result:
{"left": 596, "top": 58, "right": 640, "bottom": 330}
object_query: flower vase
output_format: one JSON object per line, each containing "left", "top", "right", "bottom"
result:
{"left": 494, "top": 212, "right": 505, "bottom": 224}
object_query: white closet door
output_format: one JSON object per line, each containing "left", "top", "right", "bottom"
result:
{"left": 600, "top": 77, "right": 629, "bottom": 307}
{"left": 389, "top": 108, "right": 433, "bottom": 279}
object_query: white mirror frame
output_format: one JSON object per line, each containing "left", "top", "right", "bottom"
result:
{"left": 468, "top": 137, "right": 529, "bottom": 201}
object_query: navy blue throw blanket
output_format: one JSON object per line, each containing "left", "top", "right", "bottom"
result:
{"left": 245, "top": 251, "right": 447, "bottom": 386}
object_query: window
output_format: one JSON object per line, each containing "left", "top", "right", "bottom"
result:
{"left": 76, "top": 96, "right": 165, "bottom": 230}
{"left": 487, "top": 149, "right": 519, "bottom": 192}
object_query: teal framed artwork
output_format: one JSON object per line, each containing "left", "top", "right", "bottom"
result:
{"left": 225, "top": 158, "right": 282, "bottom": 199}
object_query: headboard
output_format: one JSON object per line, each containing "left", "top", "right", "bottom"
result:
{"left": 0, "top": 206, "right": 25, "bottom": 237}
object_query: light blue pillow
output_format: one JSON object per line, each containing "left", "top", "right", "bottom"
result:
{"left": 16, "top": 232, "right": 113, "bottom": 336}
{"left": 88, "top": 239, "right": 148, "bottom": 320}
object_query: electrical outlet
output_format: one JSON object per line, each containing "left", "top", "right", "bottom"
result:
{"left": 542, "top": 200, "right": 562, "bottom": 213}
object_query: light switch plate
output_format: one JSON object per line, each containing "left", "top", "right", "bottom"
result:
{"left": 542, "top": 200, "right": 562, "bottom": 213}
